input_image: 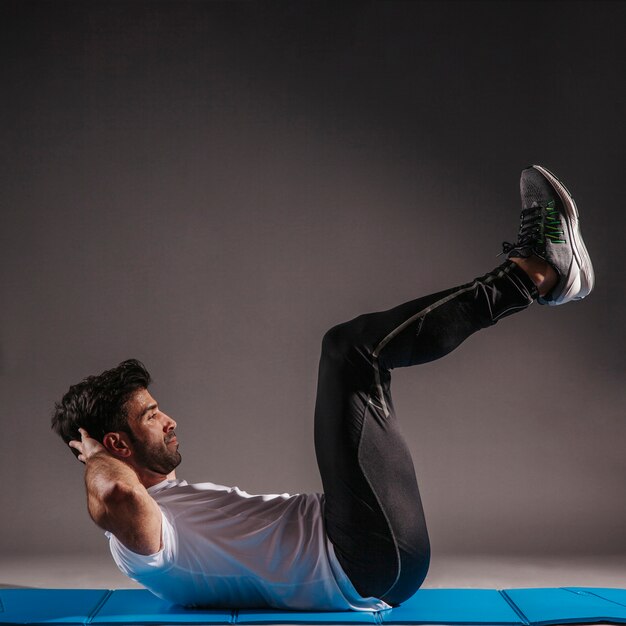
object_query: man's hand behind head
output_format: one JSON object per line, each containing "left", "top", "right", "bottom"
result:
{"left": 69, "top": 428, "right": 107, "bottom": 464}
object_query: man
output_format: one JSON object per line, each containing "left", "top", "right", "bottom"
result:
{"left": 52, "top": 165, "right": 594, "bottom": 611}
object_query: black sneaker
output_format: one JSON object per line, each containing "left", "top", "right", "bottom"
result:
{"left": 502, "top": 165, "right": 595, "bottom": 306}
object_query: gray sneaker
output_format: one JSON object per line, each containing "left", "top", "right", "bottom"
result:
{"left": 502, "top": 165, "right": 595, "bottom": 306}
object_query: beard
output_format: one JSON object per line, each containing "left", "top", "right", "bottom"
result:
{"left": 129, "top": 431, "right": 182, "bottom": 475}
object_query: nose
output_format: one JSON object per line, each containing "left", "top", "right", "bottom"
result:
{"left": 162, "top": 412, "right": 177, "bottom": 432}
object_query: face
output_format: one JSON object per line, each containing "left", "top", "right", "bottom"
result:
{"left": 123, "top": 388, "right": 182, "bottom": 475}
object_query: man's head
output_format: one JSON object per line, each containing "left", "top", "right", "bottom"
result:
{"left": 52, "top": 359, "right": 181, "bottom": 476}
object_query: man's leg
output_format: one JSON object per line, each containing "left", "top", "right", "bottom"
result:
{"left": 314, "top": 165, "right": 594, "bottom": 606}
{"left": 314, "top": 261, "right": 538, "bottom": 605}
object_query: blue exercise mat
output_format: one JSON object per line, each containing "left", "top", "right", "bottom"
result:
{"left": 564, "top": 587, "right": 626, "bottom": 607}
{"left": 235, "top": 608, "right": 378, "bottom": 624}
{"left": 504, "top": 587, "right": 626, "bottom": 625}
{"left": 90, "top": 590, "right": 231, "bottom": 624}
{"left": 0, "top": 589, "right": 109, "bottom": 624}
{"left": 378, "top": 589, "right": 524, "bottom": 624}
{"left": 2, "top": 587, "right": 626, "bottom": 625}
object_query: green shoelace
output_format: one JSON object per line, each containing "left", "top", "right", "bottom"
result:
{"left": 543, "top": 200, "right": 566, "bottom": 244}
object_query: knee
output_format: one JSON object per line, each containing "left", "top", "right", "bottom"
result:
{"left": 321, "top": 316, "right": 369, "bottom": 363}
{"left": 321, "top": 323, "right": 353, "bottom": 362}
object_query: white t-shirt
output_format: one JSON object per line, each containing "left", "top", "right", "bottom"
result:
{"left": 106, "top": 478, "right": 390, "bottom": 611}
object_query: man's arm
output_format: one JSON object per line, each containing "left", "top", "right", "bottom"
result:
{"left": 70, "top": 428, "right": 162, "bottom": 555}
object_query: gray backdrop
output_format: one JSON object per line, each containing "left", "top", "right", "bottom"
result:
{"left": 1, "top": 1, "right": 624, "bottom": 560}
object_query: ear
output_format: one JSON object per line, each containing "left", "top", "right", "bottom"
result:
{"left": 102, "top": 432, "right": 133, "bottom": 458}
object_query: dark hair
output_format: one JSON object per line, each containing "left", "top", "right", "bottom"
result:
{"left": 51, "top": 359, "right": 152, "bottom": 457}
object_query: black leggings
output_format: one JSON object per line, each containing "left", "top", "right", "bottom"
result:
{"left": 314, "top": 261, "right": 538, "bottom": 606}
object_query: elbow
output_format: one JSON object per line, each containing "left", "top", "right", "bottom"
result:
{"left": 102, "top": 481, "right": 147, "bottom": 517}
{"left": 102, "top": 480, "right": 136, "bottom": 503}
{"left": 88, "top": 481, "right": 137, "bottom": 528}
{"left": 91, "top": 477, "right": 136, "bottom": 508}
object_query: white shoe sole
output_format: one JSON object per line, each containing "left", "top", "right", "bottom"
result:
{"left": 532, "top": 164, "right": 595, "bottom": 305}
